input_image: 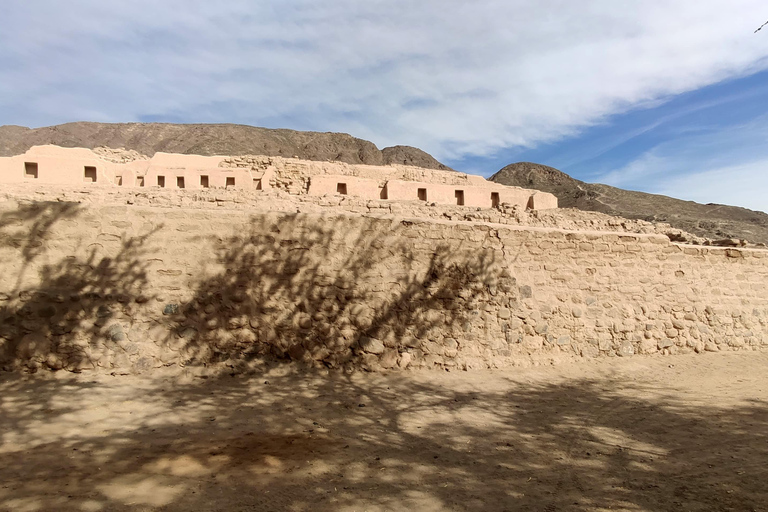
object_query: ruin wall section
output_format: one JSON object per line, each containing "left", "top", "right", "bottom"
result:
{"left": 0, "top": 145, "right": 557, "bottom": 210}
{"left": 0, "top": 200, "right": 766, "bottom": 374}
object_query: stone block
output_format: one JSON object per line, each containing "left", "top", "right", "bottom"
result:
{"left": 359, "top": 336, "right": 385, "bottom": 355}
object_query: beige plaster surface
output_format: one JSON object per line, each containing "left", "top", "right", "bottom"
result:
{"left": 0, "top": 145, "right": 557, "bottom": 210}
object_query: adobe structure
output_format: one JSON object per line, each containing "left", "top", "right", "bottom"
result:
{"left": 0, "top": 145, "right": 558, "bottom": 210}
{"left": 0, "top": 145, "right": 767, "bottom": 375}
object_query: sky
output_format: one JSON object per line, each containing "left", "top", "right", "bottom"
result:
{"left": 1, "top": 1, "right": 768, "bottom": 212}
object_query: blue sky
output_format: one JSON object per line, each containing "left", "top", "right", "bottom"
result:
{"left": 455, "top": 70, "right": 768, "bottom": 211}
{"left": 1, "top": 1, "right": 768, "bottom": 211}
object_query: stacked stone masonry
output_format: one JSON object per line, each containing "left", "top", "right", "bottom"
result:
{"left": 1, "top": 199, "right": 766, "bottom": 374}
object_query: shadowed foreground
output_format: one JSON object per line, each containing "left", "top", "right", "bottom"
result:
{"left": 1, "top": 352, "right": 767, "bottom": 511}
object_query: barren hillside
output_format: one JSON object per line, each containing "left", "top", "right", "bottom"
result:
{"left": 0, "top": 122, "right": 453, "bottom": 170}
{"left": 490, "top": 162, "right": 768, "bottom": 245}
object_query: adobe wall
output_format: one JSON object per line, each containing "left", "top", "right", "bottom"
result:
{"left": 0, "top": 146, "right": 557, "bottom": 210}
{"left": 0, "top": 199, "right": 765, "bottom": 374}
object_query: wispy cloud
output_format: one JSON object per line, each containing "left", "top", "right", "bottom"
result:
{"left": 652, "top": 160, "right": 768, "bottom": 213}
{"left": 593, "top": 114, "right": 768, "bottom": 212}
{"left": 1, "top": 1, "right": 768, "bottom": 163}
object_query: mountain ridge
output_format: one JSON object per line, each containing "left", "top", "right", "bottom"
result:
{"left": 0, "top": 122, "right": 454, "bottom": 171}
{"left": 489, "top": 161, "right": 768, "bottom": 245}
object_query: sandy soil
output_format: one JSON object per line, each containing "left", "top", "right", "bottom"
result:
{"left": 1, "top": 353, "right": 767, "bottom": 512}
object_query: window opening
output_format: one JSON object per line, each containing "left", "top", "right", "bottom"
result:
{"left": 177, "top": 176, "right": 185, "bottom": 189}
{"left": 84, "top": 166, "right": 97, "bottom": 183}
{"left": 24, "top": 162, "right": 38, "bottom": 179}
{"left": 455, "top": 190, "right": 465, "bottom": 206}
{"left": 417, "top": 188, "right": 427, "bottom": 201}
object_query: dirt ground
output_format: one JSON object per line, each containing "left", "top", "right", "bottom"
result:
{"left": 1, "top": 352, "right": 767, "bottom": 512}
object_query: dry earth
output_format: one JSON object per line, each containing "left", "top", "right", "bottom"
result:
{"left": 1, "top": 353, "right": 767, "bottom": 512}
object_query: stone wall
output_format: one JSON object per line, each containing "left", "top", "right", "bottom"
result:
{"left": 1, "top": 199, "right": 766, "bottom": 374}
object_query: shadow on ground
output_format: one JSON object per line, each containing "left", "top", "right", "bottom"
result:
{"left": 0, "top": 364, "right": 766, "bottom": 511}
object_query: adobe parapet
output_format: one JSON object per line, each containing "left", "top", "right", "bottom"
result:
{"left": 0, "top": 145, "right": 558, "bottom": 210}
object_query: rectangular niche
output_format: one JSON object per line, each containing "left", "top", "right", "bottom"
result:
{"left": 24, "top": 162, "right": 38, "bottom": 179}
{"left": 200, "top": 175, "right": 209, "bottom": 188}
{"left": 83, "top": 166, "right": 97, "bottom": 183}
{"left": 158, "top": 176, "right": 166, "bottom": 188}
{"left": 455, "top": 190, "right": 465, "bottom": 206}
{"left": 337, "top": 183, "right": 348, "bottom": 195}
{"left": 418, "top": 188, "right": 427, "bottom": 201}
{"left": 116, "top": 175, "right": 123, "bottom": 186}
{"left": 136, "top": 176, "right": 145, "bottom": 187}
{"left": 491, "top": 192, "right": 500, "bottom": 208}
{"left": 253, "top": 178, "right": 262, "bottom": 190}
{"left": 176, "top": 176, "right": 185, "bottom": 189}
{"left": 226, "top": 177, "right": 235, "bottom": 188}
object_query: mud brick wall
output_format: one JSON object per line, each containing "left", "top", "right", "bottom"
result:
{"left": 1, "top": 200, "right": 766, "bottom": 373}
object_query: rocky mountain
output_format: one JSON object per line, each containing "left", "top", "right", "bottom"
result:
{"left": 490, "top": 162, "right": 768, "bottom": 245}
{"left": 0, "top": 122, "right": 453, "bottom": 170}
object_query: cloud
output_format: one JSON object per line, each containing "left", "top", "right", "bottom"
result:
{"left": 651, "top": 161, "right": 768, "bottom": 213}
{"left": 593, "top": 114, "right": 768, "bottom": 212}
{"left": 1, "top": 0, "right": 768, "bottom": 161}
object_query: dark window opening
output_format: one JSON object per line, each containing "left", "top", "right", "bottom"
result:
{"left": 379, "top": 185, "right": 388, "bottom": 200}
{"left": 177, "top": 176, "right": 185, "bottom": 189}
{"left": 201, "top": 175, "right": 209, "bottom": 188}
{"left": 527, "top": 196, "right": 535, "bottom": 210}
{"left": 24, "top": 162, "right": 38, "bottom": 179}
{"left": 337, "top": 183, "right": 348, "bottom": 195}
{"left": 158, "top": 176, "right": 165, "bottom": 188}
{"left": 116, "top": 176, "right": 123, "bottom": 186}
{"left": 455, "top": 190, "right": 465, "bottom": 206}
{"left": 418, "top": 188, "right": 427, "bottom": 201}
{"left": 253, "top": 178, "right": 262, "bottom": 190}
{"left": 491, "top": 192, "right": 500, "bottom": 208}
{"left": 226, "top": 177, "right": 235, "bottom": 188}
{"left": 84, "top": 166, "right": 97, "bottom": 183}
{"left": 137, "top": 176, "right": 145, "bottom": 187}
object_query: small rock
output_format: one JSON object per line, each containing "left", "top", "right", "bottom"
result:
{"left": 617, "top": 341, "right": 635, "bottom": 357}
{"left": 359, "top": 337, "right": 385, "bottom": 355}
{"left": 163, "top": 304, "right": 180, "bottom": 315}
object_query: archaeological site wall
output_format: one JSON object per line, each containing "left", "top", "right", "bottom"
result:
{"left": 0, "top": 198, "right": 766, "bottom": 374}
{"left": 0, "top": 145, "right": 558, "bottom": 210}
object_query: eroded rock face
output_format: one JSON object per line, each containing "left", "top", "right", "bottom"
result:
{"left": 0, "top": 122, "right": 453, "bottom": 170}
{"left": 0, "top": 195, "right": 766, "bottom": 374}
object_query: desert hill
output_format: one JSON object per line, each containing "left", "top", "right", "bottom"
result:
{"left": 0, "top": 122, "right": 454, "bottom": 171}
{"left": 490, "top": 162, "right": 768, "bottom": 245}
